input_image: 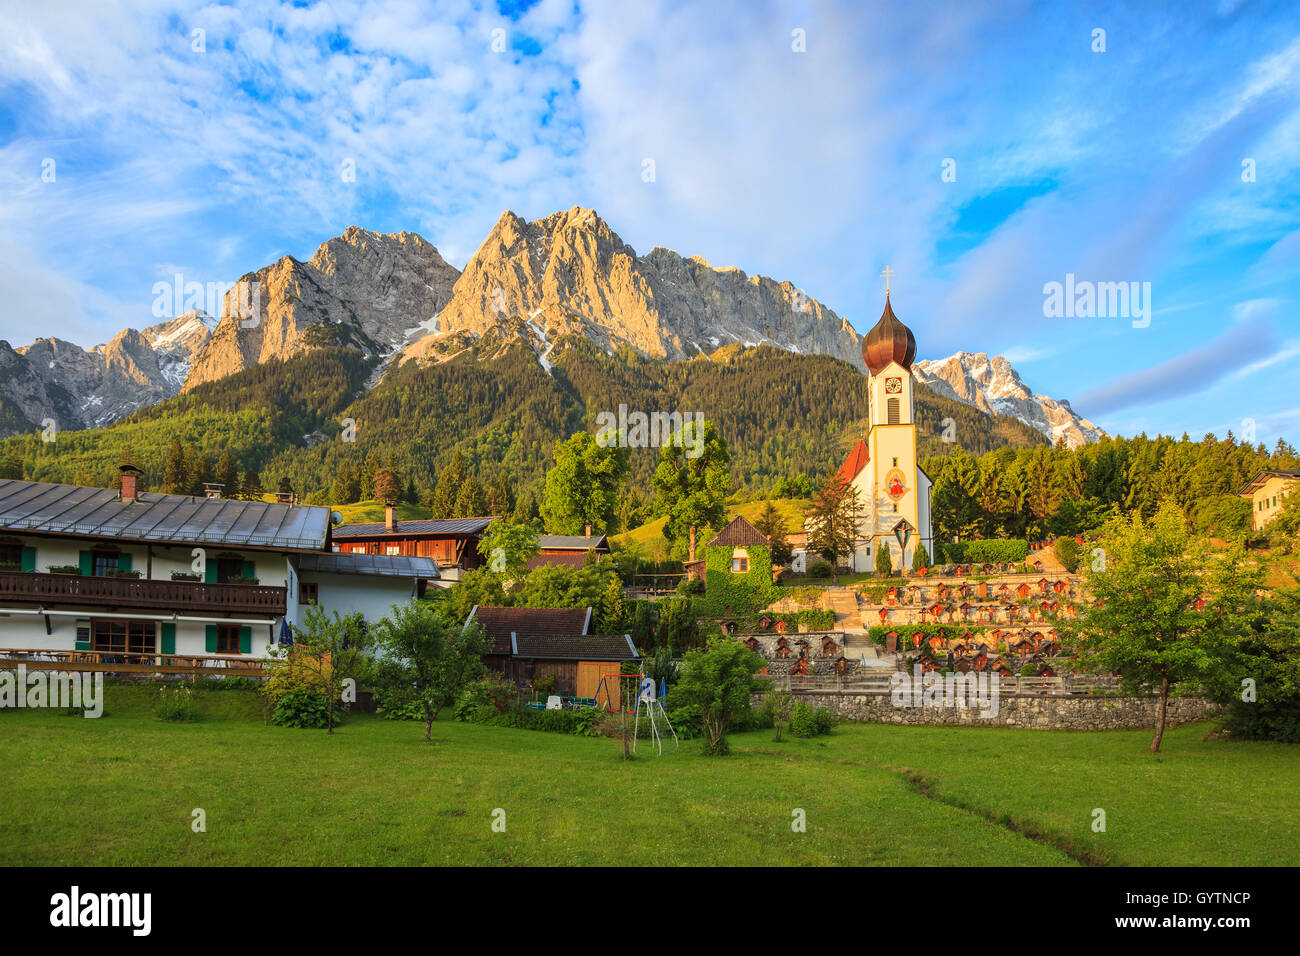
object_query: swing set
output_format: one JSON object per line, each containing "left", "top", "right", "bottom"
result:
{"left": 593, "top": 671, "right": 679, "bottom": 755}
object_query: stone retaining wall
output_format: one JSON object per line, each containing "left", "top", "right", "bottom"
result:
{"left": 789, "top": 691, "right": 1219, "bottom": 730}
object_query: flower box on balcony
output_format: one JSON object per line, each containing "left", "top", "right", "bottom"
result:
{"left": 106, "top": 569, "right": 142, "bottom": 578}
{"left": 46, "top": 565, "right": 81, "bottom": 575}
{"left": 170, "top": 572, "right": 201, "bottom": 581}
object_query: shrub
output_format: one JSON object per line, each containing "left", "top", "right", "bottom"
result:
{"left": 196, "top": 676, "right": 260, "bottom": 691}
{"left": 271, "top": 687, "right": 334, "bottom": 729}
{"left": 676, "top": 577, "right": 704, "bottom": 595}
{"left": 453, "top": 673, "right": 516, "bottom": 719}
{"left": 808, "top": 560, "right": 832, "bottom": 579}
{"left": 664, "top": 703, "right": 703, "bottom": 739}
{"left": 798, "top": 609, "right": 836, "bottom": 630}
{"left": 789, "top": 701, "right": 816, "bottom": 737}
{"left": 812, "top": 707, "right": 833, "bottom": 735}
{"left": 788, "top": 701, "right": 833, "bottom": 737}
{"left": 378, "top": 697, "right": 426, "bottom": 721}
{"left": 261, "top": 650, "right": 334, "bottom": 710}
{"left": 1053, "top": 537, "right": 1080, "bottom": 573}
{"left": 532, "top": 673, "right": 557, "bottom": 698}
{"left": 155, "top": 685, "right": 199, "bottom": 722}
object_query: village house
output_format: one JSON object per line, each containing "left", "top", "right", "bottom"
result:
{"left": 329, "top": 509, "right": 495, "bottom": 581}
{"left": 1239, "top": 469, "right": 1300, "bottom": 531}
{"left": 527, "top": 534, "right": 610, "bottom": 570}
{"left": 0, "top": 471, "right": 436, "bottom": 662}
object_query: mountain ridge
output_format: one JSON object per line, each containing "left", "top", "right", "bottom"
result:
{"left": 0, "top": 209, "right": 1101, "bottom": 451}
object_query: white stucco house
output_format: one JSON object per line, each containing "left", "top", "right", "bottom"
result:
{"left": 0, "top": 468, "right": 437, "bottom": 662}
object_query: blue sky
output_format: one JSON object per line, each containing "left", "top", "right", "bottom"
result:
{"left": 1, "top": 0, "right": 1297, "bottom": 447}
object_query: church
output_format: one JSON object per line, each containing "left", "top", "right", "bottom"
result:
{"left": 833, "top": 278, "right": 934, "bottom": 573}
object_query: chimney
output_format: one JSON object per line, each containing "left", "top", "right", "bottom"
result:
{"left": 119, "top": 464, "right": 142, "bottom": 503}
{"left": 385, "top": 505, "right": 396, "bottom": 532}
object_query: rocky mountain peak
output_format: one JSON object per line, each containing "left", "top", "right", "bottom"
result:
{"left": 913, "top": 351, "right": 1104, "bottom": 448}
{"left": 399, "top": 208, "right": 863, "bottom": 371}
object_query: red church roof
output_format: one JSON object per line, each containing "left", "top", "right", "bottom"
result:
{"left": 836, "top": 439, "right": 870, "bottom": 487}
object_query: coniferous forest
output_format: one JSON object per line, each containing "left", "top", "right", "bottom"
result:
{"left": 0, "top": 336, "right": 1293, "bottom": 540}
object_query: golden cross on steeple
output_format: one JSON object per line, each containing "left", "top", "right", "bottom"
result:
{"left": 881, "top": 266, "right": 895, "bottom": 296}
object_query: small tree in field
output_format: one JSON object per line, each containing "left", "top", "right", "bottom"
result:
{"left": 372, "top": 600, "right": 489, "bottom": 741}
{"left": 762, "top": 688, "right": 795, "bottom": 742}
{"left": 672, "top": 637, "right": 768, "bottom": 755}
{"left": 280, "top": 604, "right": 371, "bottom": 734}
{"left": 1057, "top": 502, "right": 1262, "bottom": 752}
{"left": 373, "top": 468, "right": 401, "bottom": 507}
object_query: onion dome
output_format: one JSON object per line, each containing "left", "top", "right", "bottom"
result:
{"left": 861, "top": 293, "right": 916, "bottom": 374}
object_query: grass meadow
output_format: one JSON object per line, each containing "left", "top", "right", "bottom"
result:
{"left": 1, "top": 684, "right": 1295, "bottom": 866}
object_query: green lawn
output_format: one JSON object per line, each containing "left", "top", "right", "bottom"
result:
{"left": 1, "top": 686, "right": 1296, "bottom": 866}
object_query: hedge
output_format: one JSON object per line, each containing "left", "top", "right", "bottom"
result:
{"left": 939, "top": 540, "right": 1029, "bottom": 564}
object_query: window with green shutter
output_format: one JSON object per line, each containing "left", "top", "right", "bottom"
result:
{"left": 117, "top": 552, "right": 132, "bottom": 572}
{"left": 74, "top": 619, "right": 91, "bottom": 651}
{"left": 161, "top": 622, "right": 176, "bottom": 656}
{"left": 242, "top": 560, "right": 256, "bottom": 581}
{"left": 20, "top": 546, "right": 35, "bottom": 572}
{"left": 79, "top": 550, "right": 93, "bottom": 576}
{"left": 205, "top": 624, "right": 217, "bottom": 653}
{"left": 239, "top": 625, "right": 252, "bottom": 655}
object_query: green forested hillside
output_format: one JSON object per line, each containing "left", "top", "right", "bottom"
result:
{"left": 0, "top": 338, "right": 1046, "bottom": 511}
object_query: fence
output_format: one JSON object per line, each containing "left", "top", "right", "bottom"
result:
{"left": 0, "top": 648, "right": 273, "bottom": 680}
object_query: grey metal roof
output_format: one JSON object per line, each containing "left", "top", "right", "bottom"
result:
{"left": 331, "top": 516, "right": 496, "bottom": 538}
{"left": 297, "top": 552, "right": 439, "bottom": 579}
{"left": 538, "top": 534, "right": 609, "bottom": 550}
{"left": 0, "top": 479, "right": 331, "bottom": 551}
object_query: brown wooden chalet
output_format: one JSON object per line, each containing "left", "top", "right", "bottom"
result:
{"left": 331, "top": 509, "right": 496, "bottom": 575}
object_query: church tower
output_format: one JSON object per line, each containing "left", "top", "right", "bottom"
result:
{"left": 833, "top": 274, "right": 933, "bottom": 573}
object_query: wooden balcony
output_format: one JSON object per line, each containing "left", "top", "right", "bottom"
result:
{"left": 0, "top": 571, "right": 286, "bottom": 616}
{"left": 0, "top": 648, "right": 272, "bottom": 678}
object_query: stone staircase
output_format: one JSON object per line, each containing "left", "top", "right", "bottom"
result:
{"left": 824, "top": 587, "right": 867, "bottom": 633}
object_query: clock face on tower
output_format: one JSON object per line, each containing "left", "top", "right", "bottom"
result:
{"left": 885, "top": 376, "right": 902, "bottom": 394}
